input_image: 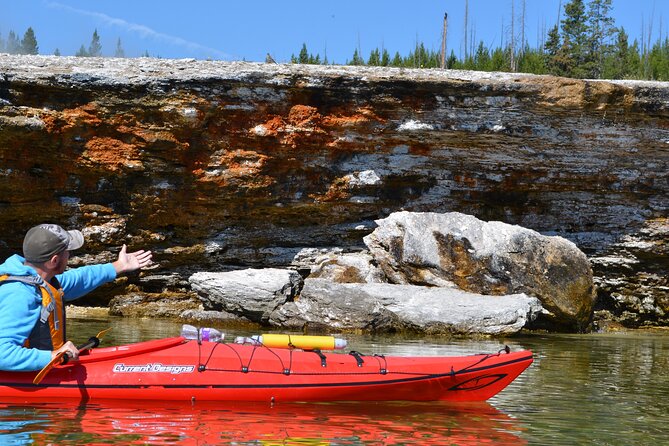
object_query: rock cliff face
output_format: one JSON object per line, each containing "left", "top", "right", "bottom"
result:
{"left": 0, "top": 55, "right": 667, "bottom": 328}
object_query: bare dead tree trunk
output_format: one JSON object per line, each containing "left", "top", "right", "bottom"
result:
{"left": 521, "top": 0, "right": 526, "bottom": 55}
{"left": 441, "top": 13, "right": 448, "bottom": 69}
{"left": 537, "top": 18, "right": 542, "bottom": 50}
{"left": 501, "top": 17, "right": 505, "bottom": 48}
{"left": 510, "top": 0, "right": 516, "bottom": 71}
{"left": 464, "top": 0, "right": 469, "bottom": 60}
{"left": 660, "top": 16, "right": 663, "bottom": 44}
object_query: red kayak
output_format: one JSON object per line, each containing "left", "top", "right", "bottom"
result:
{"left": 0, "top": 337, "right": 532, "bottom": 403}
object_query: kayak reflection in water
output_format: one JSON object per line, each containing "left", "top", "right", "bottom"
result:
{"left": 0, "top": 400, "right": 527, "bottom": 445}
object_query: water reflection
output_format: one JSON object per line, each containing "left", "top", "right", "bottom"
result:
{"left": 2, "top": 317, "right": 668, "bottom": 444}
{"left": 493, "top": 332, "right": 669, "bottom": 444}
{"left": 0, "top": 400, "right": 525, "bottom": 445}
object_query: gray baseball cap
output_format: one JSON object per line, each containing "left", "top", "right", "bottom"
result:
{"left": 22, "top": 224, "right": 84, "bottom": 263}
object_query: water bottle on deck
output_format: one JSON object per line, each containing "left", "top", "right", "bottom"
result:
{"left": 181, "top": 324, "right": 224, "bottom": 342}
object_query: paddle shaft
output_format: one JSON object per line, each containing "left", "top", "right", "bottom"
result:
{"left": 60, "top": 336, "right": 101, "bottom": 364}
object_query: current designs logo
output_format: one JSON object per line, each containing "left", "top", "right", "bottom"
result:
{"left": 113, "top": 363, "right": 195, "bottom": 374}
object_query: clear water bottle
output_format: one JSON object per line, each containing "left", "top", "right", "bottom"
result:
{"left": 181, "top": 324, "right": 224, "bottom": 342}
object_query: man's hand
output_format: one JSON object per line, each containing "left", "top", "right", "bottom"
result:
{"left": 112, "top": 244, "right": 153, "bottom": 275}
{"left": 52, "top": 340, "right": 79, "bottom": 361}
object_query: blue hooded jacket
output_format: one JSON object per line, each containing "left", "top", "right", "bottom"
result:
{"left": 0, "top": 254, "right": 117, "bottom": 371}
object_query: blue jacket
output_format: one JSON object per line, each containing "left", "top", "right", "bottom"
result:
{"left": 0, "top": 254, "right": 117, "bottom": 371}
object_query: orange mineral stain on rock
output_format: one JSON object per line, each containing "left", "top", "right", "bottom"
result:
{"left": 80, "top": 137, "right": 144, "bottom": 172}
{"left": 193, "top": 149, "right": 274, "bottom": 189}
{"left": 322, "top": 106, "right": 383, "bottom": 127}
{"left": 310, "top": 176, "right": 352, "bottom": 202}
{"left": 287, "top": 105, "right": 322, "bottom": 128}
{"left": 251, "top": 105, "right": 383, "bottom": 148}
{"left": 42, "top": 104, "right": 103, "bottom": 134}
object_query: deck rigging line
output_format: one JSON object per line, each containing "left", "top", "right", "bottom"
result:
{"left": 188, "top": 341, "right": 515, "bottom": 378}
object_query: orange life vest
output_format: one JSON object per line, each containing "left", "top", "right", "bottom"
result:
{"left": 0, "top": 274, "right": 66, "bottom": 351}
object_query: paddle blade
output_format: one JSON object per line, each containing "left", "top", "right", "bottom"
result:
{"left": 33, "top": 351, "right": 66, "bottom": 385}
{"left": 96, "top": 327, "right": 112, "bottom": 339}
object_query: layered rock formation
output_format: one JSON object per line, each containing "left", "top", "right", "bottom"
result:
{"left": 0, "top": 55, "right": 667, "bottom": 329}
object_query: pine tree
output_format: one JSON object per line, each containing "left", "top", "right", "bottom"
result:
{"left": 585, "top": 0, "right": 616, "bottom": 78}
{"left": 0, "top": 33, "right": 5, "bottom": 53}
{"left": 391, "top": 51, "right": 403, "bottom": 67}
{"left": 381, "top": 48, "right": 390, "bottom": 66}
{"left": 446, "top": 50, "right": 458, "bottom": 68}
{"left": 626, "top": 39, "right": 642, "bottom": 79}
{"left": 20, "top": 27, "right": 38, "bottom": 55}
{"left": 367, "top": 48, "right": 381, "bottom": 66}
{"left": 349, "top": 48, "right": 364, "bottom": 65}
{"left": 518, "top": 46, "right": 547, "bottom": 74}
{"left": 544, "top": 24, "right": 563, "bottom": 75}
{"left": 490, "top": 47, "right": 508, "bottom": 71}
{"left": 54, "top": 48, "right": 61, "bottom": 57}
{"left": 474, "top": 42, "right": 491, "bottom": 70}
{"left": 561, "top": 0, "right": 589, "bottom": 77}
{"left": 88, "top": 29, "right": 102, "bottom": 57}
{"left": 114, "top": 38, "right": 125, "bottom": 58}
{"left": 308, "top": 53, "right": 321, "bottom": 64}
{"left": 647, "top": 39, "right": 669, "bottom": 80}
{"left": 602, "top": 27, "right": 629, "bottom": 79}
{"left": 75, "top": 45, "right": 88, "bottom": 57}
{"left": 298, "top": 43, "right": 309, "bottom": 64}
{"left": 6, "top": 31, "right": 21, "bottom": 54}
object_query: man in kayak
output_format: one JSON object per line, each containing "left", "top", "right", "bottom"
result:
{"left": 0, "top": 224, "right": 152, "bottom": 372}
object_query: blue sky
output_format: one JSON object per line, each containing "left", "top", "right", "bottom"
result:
{"left": 1, "top": 1, "right": 669, "bottom": 63}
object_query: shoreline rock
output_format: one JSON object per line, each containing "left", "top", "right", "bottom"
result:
{"left": 182, "top": 211, "right": 593, "bottom": 335}
{"left": 364, "top": 211, "right": 595, "bottom": 330}
{"left": 273, "top": 278, "right": 545, "bottom": 335}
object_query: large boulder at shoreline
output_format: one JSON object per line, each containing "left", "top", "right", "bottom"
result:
{"left": 364, "top": 211, "right": 595, "bottom": 329}
{"left": 270, "top": 278, "right": 544, "bottom": 335}
{"left": 189, "top": 268, "right": 303, "bottom": 324}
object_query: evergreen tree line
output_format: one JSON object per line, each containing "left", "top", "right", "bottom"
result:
{"left": 291, "top": 0, "right": 669, "bottom": 81}
{"left": 0, "top": 27, "right": 142, "bottom": 58}
{"left": 0, "top": 27, "right": 39, "bottom": 55}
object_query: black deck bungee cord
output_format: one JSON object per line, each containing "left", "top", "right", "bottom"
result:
{"left": 188, "top": 340, "right": 504, "bottom": 379}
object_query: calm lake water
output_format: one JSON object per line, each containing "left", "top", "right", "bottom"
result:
{"left": 1, "top": 317, "right": 668, "bottom": 445}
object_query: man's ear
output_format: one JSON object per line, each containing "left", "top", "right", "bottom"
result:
{"left": 45, "top": 254, "right": 61, "bottom": 269}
